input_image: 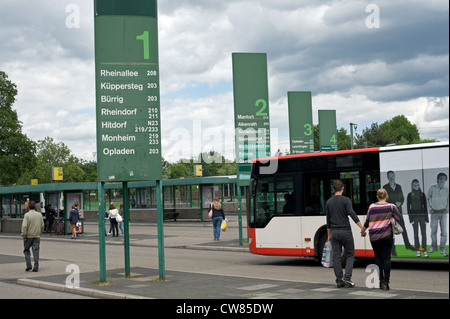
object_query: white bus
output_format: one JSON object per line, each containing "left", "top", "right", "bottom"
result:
{"left": 248, "top": 142, "right": 449, "bottom": 261}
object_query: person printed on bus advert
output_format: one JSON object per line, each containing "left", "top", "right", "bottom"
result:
{"left": 211, "top": 198, "right": 225, "bottom": 241}
{"left": 361, "top": 188, "right": 402, "bottom": 291}
{"left": 383, "top": 170, "right": 415, "bottom": 254}
{"left": 427, "top": 172, "right": 449, "bottom": 257}
{"left": 406, "top": 179, "right": 429, "bottom": 257}
{"left": 326, "top": 180, "right": 364, "bottom": 288}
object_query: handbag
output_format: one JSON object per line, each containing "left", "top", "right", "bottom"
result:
{"left": 390, "top": 204, "right": 403, "bottom": 235}
{"left": 116, "top": 213, "right": 123, "bottom": 223}
{"left": 208, "top": 204, "right": 213, "bottom": 219}
{"left": 390, "top": 217, "right": 403, "bottom": 235}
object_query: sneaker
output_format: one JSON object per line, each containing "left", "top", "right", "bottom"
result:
{"left": 423, "top": 251, "right": 428, "bottom": 258}
{"left": 336, "top": 281, "right": 345, "bottom": 288}
{"left": 427, "top": 247, "right": 436, "bottom": 253}
{"left": 344, "top": 280, "right": 355, "bottom": 288}
{"left": 441, "top": 249, "right": 449, "bottom": 257}
{"left": 416, "top": 251, "right": 421, "bottom": 257}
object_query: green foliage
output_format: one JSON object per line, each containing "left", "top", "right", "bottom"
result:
{"left": 0, "top": 71, "right": 37, "bottom": 185}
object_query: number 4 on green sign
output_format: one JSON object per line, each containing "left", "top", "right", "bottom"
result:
{"left": 330, "top": 134, "right": 337, "bottom": 144}
{"left": 136, "top": 31, "right": 150, "bottom": 60}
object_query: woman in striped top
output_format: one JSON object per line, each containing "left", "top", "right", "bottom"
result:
{"left": 361, "top": 188, "right": 401, "bottom": 291}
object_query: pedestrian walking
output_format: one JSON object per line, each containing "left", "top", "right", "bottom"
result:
{"left": 118, "top": 203, "right": 125, "bottom": 236}
{"left": 211, "top": 198, "right": 225, "bottom": 241}
{"left": 361, "top": 188, "right": 401, "bottom": 291}
{"left": 108, "top": 202, "right": 119, "bottom": 237}
{"left": 21, "top": 200, "right": 44, "bottom": 272}
{"left": 326, "top": 180, "right": 364, "bottom": 288}
{"left": 69, "top": 205, "right": 80, "bottom": 239}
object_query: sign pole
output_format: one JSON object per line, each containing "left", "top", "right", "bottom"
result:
{"left": 237, "top": 185, "right": 243, "bottom": 245}
{"left": 97, "top": 181, "right": 106, "bottom": 282}
{"left": 122, "top": 182, "right": 130, "bottom": 277}
{"left": 156, "top": 180, "right": 165, "bottom": 280}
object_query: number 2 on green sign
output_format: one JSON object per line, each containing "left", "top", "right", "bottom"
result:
{"left": 136, "top": 31, "right": 150, "bottom": 60}
{"left": 255, "top": 99, "right": 268, "bottom": 116}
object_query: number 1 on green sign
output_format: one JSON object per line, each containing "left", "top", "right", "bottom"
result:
{"left": 136, "top": 31, "right": 150, "bottom": 60}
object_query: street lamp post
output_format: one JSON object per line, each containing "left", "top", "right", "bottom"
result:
{"left": 350, "top": 123, "right": 357, "bottom": 149}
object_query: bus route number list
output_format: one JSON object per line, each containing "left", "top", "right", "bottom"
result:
{"left": 97, "top": 66, "right": 161, "bottom": 182}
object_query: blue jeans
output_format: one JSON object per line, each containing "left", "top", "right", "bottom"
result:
{"left": 212, "top": 217, "right": 223, "bottom": 239}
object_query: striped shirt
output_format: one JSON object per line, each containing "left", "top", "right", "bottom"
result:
{"left": 364, "top": 202, "right": 401, "bottom": 241}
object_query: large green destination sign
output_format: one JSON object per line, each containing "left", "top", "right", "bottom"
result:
{"left": 232, "top": 53, "right": 271, "bottom": 184}
{"left": 288, "top": 91, "right": 314, "bottom": 155}
{"left": 94, "top": 0, "right": 162, "bottom": 182}
{"left": 319, "top": 110, "right": 338, "bottom": 152}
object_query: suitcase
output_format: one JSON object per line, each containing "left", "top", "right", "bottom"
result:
{"left": 56, "top": 220, "right": 65, "bottom": 236}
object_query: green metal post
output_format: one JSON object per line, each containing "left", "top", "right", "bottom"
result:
{"left": 237, "top": 185, "right": 243, "bottom": 245}
{"left": 122, "top": 182, "right": 130, "bottom": 277}
{"left": 156, "top": 180, "right": 165, "bottom": 280}
{"left": 97, "top": 182, "right": 106, "bottom": 282}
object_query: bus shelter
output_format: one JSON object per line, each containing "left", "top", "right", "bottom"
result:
{"left": 0, "top": 176, "right": 239, "bottom": 233}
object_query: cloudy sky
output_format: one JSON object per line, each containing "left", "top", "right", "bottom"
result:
{"left": 1, "top": 0, "right": 448, "bottom": 163}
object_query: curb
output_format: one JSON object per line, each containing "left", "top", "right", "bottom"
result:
{"left": 186, "top": 245, "right": 249, "bottom": 253}
{"left": 17, "top": 278, "right": 151, "bottom": 299}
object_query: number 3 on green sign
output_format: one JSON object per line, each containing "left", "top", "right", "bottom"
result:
{"left": 255, "top": 99, "right": 268, "bottom": 117}
{"left": 304, "top": 124, "right": 312, "bottom": 136}
{"left": 136, "top": 31, "right": 150, "bottom": 60}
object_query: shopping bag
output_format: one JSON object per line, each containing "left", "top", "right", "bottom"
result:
{"left": 321, "top": 241, "right": 333, "bottom": 268}
{"left": 221, "top": 218, "right": 228, "bottom": 231}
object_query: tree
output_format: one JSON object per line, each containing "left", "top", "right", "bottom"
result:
{"left": 17, "top": 137, "right": 86, "bottom": 184}
{"left": 0, "top": 71, "right": 36, "bottom": 185}
{"left": 381, "top": 115, "right": 420, "bottom": 145}
{"left": 354, "top": 122, "right": 392, "bottom": 148}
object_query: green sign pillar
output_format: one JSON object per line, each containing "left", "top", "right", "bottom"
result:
{"left": 288, "top": 92, "right": 314, "bottom": 155}
{"left": 122, "top": 182, "right": 130, "bottom": 277}
{"left": 94, "top": 0, "right": 164, "bottom": 281}
{"left": 232, "top": 53, "right": 271, "bottom": 245}
{"left": 319, "top": 110, "right": 338, "bottom": 152}
{"left": 97, "top": 181, "right": 106, "bottom": 282}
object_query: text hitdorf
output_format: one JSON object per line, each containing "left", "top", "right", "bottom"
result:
{"left": 102, "top": 121, "right": 128, "bottom": 129}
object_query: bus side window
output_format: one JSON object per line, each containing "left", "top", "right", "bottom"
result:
{"left": 304, "top": 176, "right": 324, "bottom": 216}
